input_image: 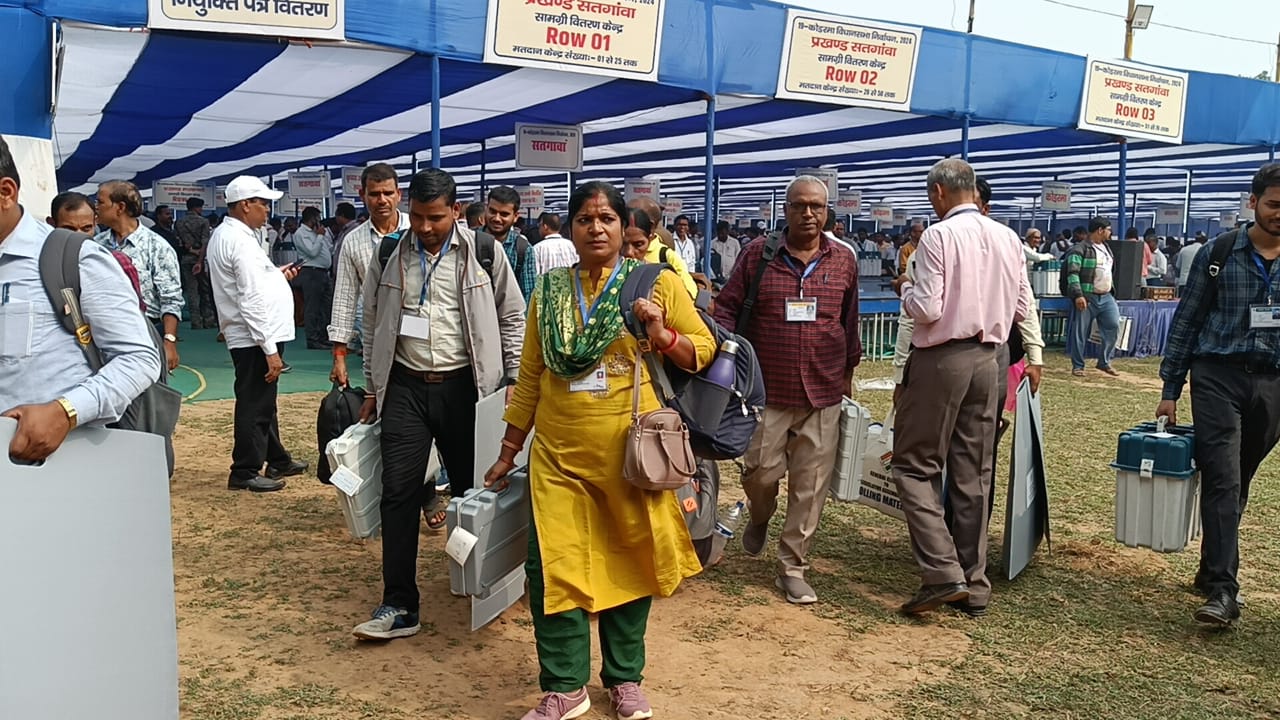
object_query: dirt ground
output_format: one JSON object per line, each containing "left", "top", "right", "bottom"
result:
{"left": 171, "top": 394, "right": 971, "bottom": 720}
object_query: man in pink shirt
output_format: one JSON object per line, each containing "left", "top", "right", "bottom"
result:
{"left": 891, "top": 159, "right": 1031, "bottom": 617}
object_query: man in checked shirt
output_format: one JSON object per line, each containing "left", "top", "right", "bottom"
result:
{"left": 713, "top": 175, "right": 861, "bottom": 606}
{"left": 329, "top": 164, "right": 410, "bottom": 387}
{"left": 1158, "top": 164, "right": 1280, "bottom": 628}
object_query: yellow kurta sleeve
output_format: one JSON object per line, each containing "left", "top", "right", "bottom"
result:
{"left": 646, "top": 238, "right": 699, "bottom": 299}
{"left": 652, "top": 270, "right": 716, "bottom": 373}
{"left": 502, "top": 292, "right": 545, "bottom": 433}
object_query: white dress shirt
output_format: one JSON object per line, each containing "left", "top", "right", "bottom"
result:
{"left": 208, "top": 216, "right": 296, "bottom": 355}
{"left": 674, "top": 234, "right": 699, "bottom": 273}
{"left": 532, "top": 233, "right": 578, "bottom": 276}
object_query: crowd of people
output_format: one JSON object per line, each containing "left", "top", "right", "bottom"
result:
{"left": 6, "top": 128, "right": 1280, "bottom": 718}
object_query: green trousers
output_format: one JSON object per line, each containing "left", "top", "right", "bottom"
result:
{"left": 527, "top": 513, "right": 652, "bottom": 693}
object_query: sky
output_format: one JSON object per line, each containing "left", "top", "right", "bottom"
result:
{"left": 791, "top": 0, "right": 1279, "bottom": 80}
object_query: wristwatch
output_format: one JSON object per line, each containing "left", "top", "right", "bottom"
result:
{"left": 163, "top": 333, "right": 178, "bottom": 344}
{"left": 56, "top": 397, "right": 78, "bottom": 429}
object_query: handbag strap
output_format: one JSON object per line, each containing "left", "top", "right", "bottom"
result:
{"left": 631, "top": 344, "right": 644, "bottom": 424}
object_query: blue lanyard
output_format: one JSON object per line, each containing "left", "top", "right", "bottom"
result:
{"left": 783, "top": 252, "right": 822, "bottom": 297}
{"left": 947, "top": 207, "right": 982, "bottom": 219}
{"left": 574, "top": 262, "right": 625, "bottom": 330}
{"left": 1252, "top": 250, "right": 1279, "bottom": 303}
{"left": 417, "top": 234, "right": 452, "bottom": 305}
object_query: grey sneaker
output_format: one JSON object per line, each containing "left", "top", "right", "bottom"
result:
{"left": 609, "top": 682, "right": 653, "bottom": 720}
{"left": 521, "top": 688, "right": 590, "bottom": 720}
{"left": 741, "top": 521, "right": 769, "bottom": 557}
{"left": 352, "top": 605, "right": 420, "bottom": 640}
{"left": 776, "top": 575, "right": 818, "bottom": 604}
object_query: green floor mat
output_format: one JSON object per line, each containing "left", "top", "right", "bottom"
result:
{"left": 169, "top": 328, "right": 364, "bottom": 402}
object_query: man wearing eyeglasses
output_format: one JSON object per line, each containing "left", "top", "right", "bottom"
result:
{"left": 207, "top": 176, "right": 306, "bottom": 493}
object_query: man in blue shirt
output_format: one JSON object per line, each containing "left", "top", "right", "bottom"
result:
{"left": 0, "top": 137, "right": 161, "bottom": 463}
{"left": 1158, "top": 163, "right": 1280, "bottom": 627}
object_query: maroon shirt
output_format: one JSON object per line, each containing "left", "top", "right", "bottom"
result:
{"left": 714, "top": 236, "right": 861, "bottom": 409}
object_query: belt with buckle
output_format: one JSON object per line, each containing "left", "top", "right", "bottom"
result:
{"left": 1204, "top": 355, "right": 1280, "bottom": 376}
{"left": 393, "top": 363, "right": 472, "bottom": 383}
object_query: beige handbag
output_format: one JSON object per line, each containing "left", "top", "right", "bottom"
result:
{"left": 623, "top": 346, "right": 697, "bottom": 491}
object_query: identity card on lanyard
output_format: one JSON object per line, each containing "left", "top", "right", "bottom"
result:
{"left": 784, "top": 253, "right": 821, "bottom": 322}
{"left": 567, "top": 262, "right": 624, "bottom": 393}
{"left": 1249, "top": 245, "right": 1280, "bottom": 329}
{"left": 400, "top": 235, "right": 452, "bottom": 340}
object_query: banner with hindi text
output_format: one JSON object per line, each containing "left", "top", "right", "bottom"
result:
{"left": 776, "top": 9, "right": 920, "bottom": 112}
{"left": 485, "top": 0, "right": 665, "bottom": 82}
{"left": 148, "top": 0, "right": 343, "bottom": 41}
{"left": 1077, "top": 57, "right": 1188, "bottom": 145}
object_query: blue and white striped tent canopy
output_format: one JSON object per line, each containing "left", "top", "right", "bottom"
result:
{"left": 46, "top": 11, "right": 1278, "bottom": 227}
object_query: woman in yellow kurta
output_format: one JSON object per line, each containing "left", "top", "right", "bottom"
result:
{"left": 484, "top": 181, "right": 715, "bottom": 720}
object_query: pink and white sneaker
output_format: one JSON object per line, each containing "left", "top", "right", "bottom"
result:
{"left": 609, "top": 682, "right": 654, "bottom": 720}
{"left": 521, "top": 688, "right": 590, "bottom": 720}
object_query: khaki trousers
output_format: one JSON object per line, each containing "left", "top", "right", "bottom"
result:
{"left": 741, "top": 404, "right": 841, "bottom": 578}
{"left": 893, "top": 342, "right": 998, "bottom": 605}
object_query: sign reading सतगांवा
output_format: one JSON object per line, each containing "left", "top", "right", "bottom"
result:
{"left": 776, "top": 9, "right": 920, "bottom": 112}
{"left": 515, "top": 124, "right": 584, "bottom": 172}
{"left": 485, "top": 0, "right": 666, "bottom": 82}
{"left": 1077, "top": 57, "right": 1188, "bottom": 144}
{"left": 148, "top": 0, "right": 343, "bottom": 40}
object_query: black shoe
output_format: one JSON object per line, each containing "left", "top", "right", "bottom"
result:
{"left": 1191, "top": 575, "right": 1246, "bottom": 607}
{"left": 946, "top": 599, "right": 988, "bottom": 617}
{"left": 307, "top": 341, "right": 333, "bottom": 350}
{"left": 1194, "top": 592, "right": 1240, "bottom": 627}
{"left": 228, "top": 475, "right": 287, "bottom": 492}
{"left": 901, "top": 582, "right": 969, "bottom": 615}
{"left": 280, "top": 363, "right": 293, "bottom": 374}
{"left": 266, "top": 460, "right": 308, "bottom": 479}
{"left": 741, "top": 521, "right": 769, "bottom": 557}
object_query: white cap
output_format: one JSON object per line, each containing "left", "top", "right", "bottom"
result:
{"left": 224, "top": 175, "right": 283, "bottom": 204}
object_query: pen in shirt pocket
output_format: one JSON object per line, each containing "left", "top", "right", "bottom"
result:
{"left": 2, "top": 282, "right": 8, "bottom": 305}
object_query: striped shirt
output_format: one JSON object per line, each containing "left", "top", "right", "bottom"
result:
{"left": 94, "top": 223, "right": 185, "bottom": 322}
{"left": 327, "top": 212, "right": 410, "bottom": 344}
{"left": 532, "top": 233, "right": 578, "bottom": 276}
{"left": 501, "top": 229, "right": 538, "bottom": 301}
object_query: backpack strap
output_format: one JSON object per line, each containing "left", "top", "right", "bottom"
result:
{"left": 39, "top": 229, "right": 103, "bottom": 372}
{"left": 376, "top": 230, "right": 404, "bottom": 274}
{"left": 1188, "top": 228, "right": 1243, "bottom": 331}
{"left": 735, "top": 235, "right": 782, "bottom": 335}
{"left": 476, "top": 230, "right": 498, "bottom": 280}
{"left": 515, "top": 233, "right": 530, "bottom": 275}
{"left": 618, "top": 262, "right": 677, "bottom": 402}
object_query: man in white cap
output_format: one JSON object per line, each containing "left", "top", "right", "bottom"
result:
{"left": 207, "top": 176, "right": 305, "bottom": 492}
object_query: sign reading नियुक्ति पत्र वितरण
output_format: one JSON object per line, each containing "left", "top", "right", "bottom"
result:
{"left": 486, "top": 0, "right": 666, "bottom": 82}
{"left": 1078, "top": 57, "right": 1188, "bottom": 144}
{"left": 148, "top": 0, "right": 343, "bottom": 40}
{"left": 515, "top": 124, "right": 584, "bottom": 172}
{"left": 775, "top": 9, "right": 921, "bottom": 112}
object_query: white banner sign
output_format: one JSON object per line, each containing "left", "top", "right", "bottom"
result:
{"left": 662, "top": 196, "right": 683, "bottom": 215}
{"left": 1240, "top": 192, "right": 1255, "bottom": 221}
{"left": 288, "top": 171, "right": 329, "bottom": 200}
{"left": 1040, "top": 181, "right": 1071, "bottom": 212}
{"left": 214, "top": 185, "right": 227, "bottom": 209}
{"left": 892, "top": 209, "right": 909, "bottom": 226}
{"left": 624, "top": 178, "right": 660, "bottom": 203}
{"left": 835, "top": 190, "right": 862, "bottom": 214}
{"left": 1155, "top": 205, "right": 1184, "bottom": 224}
{"left": 758, "top": 201, "right": 773, "bottom": 218}
{"left": 1077, "top": 57, "right": 1189, "bottom": 144}
{"left": 484, "top": 0, "right": 666, "bottom": 82}
{"left": 870, "top": 204, "right": 893, "bottom": 223}
{"left": 796, "top": 167, "right": 839, "bottom": 204}
{"left": 148, "top": 0, "right": 344, "bottom": 41}
{"left": 776, "top": 9, "right": 921, "bottom": 112}
{"left": 719, "top": 214, "right": 737, "bottom": 226}
{"left": 1220, "top": 211, "right": 1238, "bottom": 226}
{"left": 516, "top": 185, "right": 545, "bottom": 212}
{"left": 151, "top": 180, "right": 214, "bottom": 208}
{"left": 341, "top": 166, "right": 363, "bottom": 197}
{"left": 515, "top": 123, "right": 584, "bottom": 172}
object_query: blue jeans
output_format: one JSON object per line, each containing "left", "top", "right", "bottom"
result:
{"left": 1071, "top": 292, "right": 1120, "bottom": 370}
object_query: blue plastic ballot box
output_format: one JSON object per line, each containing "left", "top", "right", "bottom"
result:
{"left": 1111, "top": 419, "right": 1200, "bottom": 553}
{"left": 0, "top": 419, "right": 178, "bottom": 720}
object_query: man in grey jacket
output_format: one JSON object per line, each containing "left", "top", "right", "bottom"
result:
{"left": 353, "top": 168, "right": 525, "bottom": 641}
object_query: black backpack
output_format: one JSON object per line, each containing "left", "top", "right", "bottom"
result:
{"left": 377, "top": 229, "right": 509, "bottom": 281}
{"left": 39, "top": 229, "right": 182, "bottom": 477}
{"left": 1185, "top": 228, "right": 1243, "bottom": 330}
{"left": 619, "top": 263, "right": 765, "bottom": 460}
{"left": 316, "top": 383, "right": 367, "bottom": 484}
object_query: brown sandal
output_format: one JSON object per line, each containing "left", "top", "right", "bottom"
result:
{"left": 425, "top": 508, "right": 448, "bottom": 531}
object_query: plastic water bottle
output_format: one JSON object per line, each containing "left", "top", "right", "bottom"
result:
{"left": 708, "top": 500, "right": 746, "bottom": 564}
{"left": 704, "top": 340, "right": 740, "bottom": 389}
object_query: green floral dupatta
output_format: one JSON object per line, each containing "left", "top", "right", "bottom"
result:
{"left": 538, "top": 259, "right": 639, "bottom": 380}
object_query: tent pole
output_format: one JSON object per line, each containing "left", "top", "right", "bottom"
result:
{"left": 961, "top": 116, "right": 971, "bottom": 160}
{"left": 480, "top": 140, "right": 487, "bottom": 196}
{"left": 703, "top": 94, "right": 716, "bottom": 276}
{"left": 770, "top": 188, "right": 777, "bottom": 231}
{"left": 1182, "top": 169, "right": 1192, "bottom": 237}
{"left": 1271, "top": 145, "right": 1277, "bottom": 163}
{"left": 1117, "top": 139, "right": 1128, "bottom": 238}
{"left": 430, "top": 55, "right": 442, "bottom": 169}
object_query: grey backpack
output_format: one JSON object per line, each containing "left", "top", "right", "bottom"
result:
{"left": 39, "top": 229, "right": 182, "bottom": 477}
